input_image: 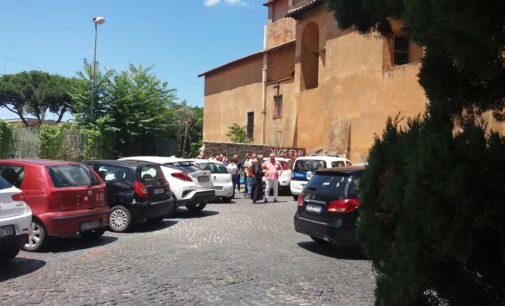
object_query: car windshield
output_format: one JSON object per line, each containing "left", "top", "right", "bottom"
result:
{"left": 294, "top": 159, "right": 327, "bottom": 172}
{"left": 305, "top": 173, "right": 361, "bottom": 199}
{"left": 164, "top": 161, "right": 201, "bottom": 173}
{"left": 0, "top": 176, "right": 12, "bottom": 190}
{"left": 195, "top": 162, "right": 228, "bottom": 174}
{"left": 47, "top": 165, "right": 100, "bottom": 188}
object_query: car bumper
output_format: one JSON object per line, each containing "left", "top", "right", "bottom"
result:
{"left": 213, "top": 184, "right": 234, "bottom": 198}
{"left": 39, "top": 207, "right": 110, "bottom": 236}
{"left": 0, "top": 233, "right": 28, "bottom": 252}
{"left": 131, "top": 198, "right": 175, "bottom": 221}
{"left": 294, "top": 213, "right": 358, "bottom": 247}
{"left": 0, "top": 207, "right": 32, "bottom": 238}
{"left": 176, "top": 189, "right": 216, "bottom": 207}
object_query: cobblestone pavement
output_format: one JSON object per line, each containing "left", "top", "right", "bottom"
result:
{"left": 0, "top": 195, "right": 375, "bottom": 305}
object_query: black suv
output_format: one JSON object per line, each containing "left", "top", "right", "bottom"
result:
{"left": 294, "top": 166, "right": 364, "bottom": 248}
{"left": 85, "top": 160, "right": 174, "bottom": 232}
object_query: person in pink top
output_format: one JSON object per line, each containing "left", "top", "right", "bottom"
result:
{"left": 262, "top": 153, "right": 282, "bottom": 203}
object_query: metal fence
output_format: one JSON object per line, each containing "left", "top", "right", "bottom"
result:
{"left": 7, "top": 126, "right": 90, "bottom": 161}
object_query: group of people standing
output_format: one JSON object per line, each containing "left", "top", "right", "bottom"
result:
{"left": 241, "top": 153, "right": 283, "bottom": 204}
{"left": 198, "top": 151, "right": 283, "bottom": 204}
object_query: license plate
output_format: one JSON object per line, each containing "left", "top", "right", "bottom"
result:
{"left": 212, "top": 186, "right": 223, "bottom": 190}
{"left": 153, "top": 188, "right": 165, "bottom": 195}
{"left": 198, "top": 176, "right": 209, "bottom": 183}
{"left": 305, "top": 204, "right": 323, "bottom": 214}
{"left": 80, "top": 220, "right": 101, "bottom": 231}
{"left": 0, "top": 225, "right": 14, "bottom": 237}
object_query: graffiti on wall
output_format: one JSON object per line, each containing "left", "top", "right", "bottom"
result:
{"left": 271, "top": 147, "right": 306, "bottom": 160}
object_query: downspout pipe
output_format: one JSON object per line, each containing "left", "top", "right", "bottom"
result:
{"left": 261, "top": 25, "right": 268, "bottom": 145}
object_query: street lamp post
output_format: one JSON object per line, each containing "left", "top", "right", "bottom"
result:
{"left": 90, "top": 16, "right": 105, "bottom": 122}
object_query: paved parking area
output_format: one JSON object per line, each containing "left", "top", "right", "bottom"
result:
{"left": 0, "top": 195, "right": 375, "bottom": 305}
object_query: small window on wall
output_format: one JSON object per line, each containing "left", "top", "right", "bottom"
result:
{"left": 273, "top": 95, "right": 283, "bottom": 119}
{"left": 247, "top": 112, "right": 254, "bottom": 140}
{"left": 394, "top": 37, "right": 410, "bottom": 65}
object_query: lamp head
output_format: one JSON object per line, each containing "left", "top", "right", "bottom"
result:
{"left": 93, "top": 16, "right": 106, "bottom": 25}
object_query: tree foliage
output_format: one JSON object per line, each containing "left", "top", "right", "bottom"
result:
{"left": 226, "top": 123, "right": 250, "bottom": 143}
{"left": 0, "top": 71, "right": 76, "bottom": 126}
{"left": 325, "top": 0, "right": 505, "bottom": 304}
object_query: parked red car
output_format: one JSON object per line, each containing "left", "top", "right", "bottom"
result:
{"left": 0, "top": 159, "right": 110, "bottom": 251}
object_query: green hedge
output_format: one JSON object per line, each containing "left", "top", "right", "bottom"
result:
{"left": 0, "top": 120, "right": 13, "bottom": 158}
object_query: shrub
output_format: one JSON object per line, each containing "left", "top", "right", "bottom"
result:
{"left": 0, "top": 120, "right": 13, "bottom": 158}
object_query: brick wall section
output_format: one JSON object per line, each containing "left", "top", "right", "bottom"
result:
{"left": 203, "top": 141, "right": 271, "bottom": 161}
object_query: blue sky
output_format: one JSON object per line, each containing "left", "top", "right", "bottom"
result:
{"left": 0, "top": 0, "right": 266, "bottom": 120}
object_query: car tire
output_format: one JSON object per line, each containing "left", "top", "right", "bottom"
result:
{"left": 109, "top": 205, "right": 133, "bottom": 232}
{"left": 293, "top": 195, "right": 298, "bottom": 201}
{"left": 310, "top": 236, "right": 331, "bottom": 245}
{"left": 79, "top": 228, "right": 106, "bottom": 240}
{"left": 23, "top": 219, "right": 51, "bottom": 252}
{"left": 186, "top": 202, "right": 206, "bottom": 212}
{"left": 0, "top": 245, "right": 21, "bottom": 261}
{"left": 147, "top": 216, "right": 164, "bottom": 223}
{"left": 222, "top": 197, "right": 232, "bottom": 203}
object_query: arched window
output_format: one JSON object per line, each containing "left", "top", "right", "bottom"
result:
{"left": 300, "top": 22, "right": 319, "bottom": 90}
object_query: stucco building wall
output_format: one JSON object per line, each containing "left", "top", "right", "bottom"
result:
{"left": 200, "top": 1, "right": 427, "bottom": 162}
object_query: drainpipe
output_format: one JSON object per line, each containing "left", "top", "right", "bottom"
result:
{"left": 261, "top": 25, "right": 268, "bottom": 145}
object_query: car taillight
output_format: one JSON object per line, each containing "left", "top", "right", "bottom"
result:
{"left": 297, "top": 194, "right": 304, "bottom": 207}
{"left": 134, "top": 181, "right": 149, "bottom": 199}
{"left": 327, "top": 199, "right": 360, "bottom": 213}
{"left": 171, "top": 172, "right": 192, "bottom": 182}
{"left": 12, "top": 192, "right": 25, "bottom": 201}
{"left": 282, "top": 162, "right": 288, "bottom": 170}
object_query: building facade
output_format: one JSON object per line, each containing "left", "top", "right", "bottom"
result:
{"left": 199, "top": 0, "right": 426, "bottom": 162}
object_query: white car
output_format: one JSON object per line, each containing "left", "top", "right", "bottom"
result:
{"left": 290, "top": 155, "right": 353, "bottom": 200}
{"left": 191, "top": 159, "right": 234, "bottom": 202}
{"left": 0, "top": 176, "right": 32, "bottom": 262}
{"left": 120, "top": 156, "right": 215, "bottom": 213}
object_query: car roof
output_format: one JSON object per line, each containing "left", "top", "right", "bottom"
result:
{"left": 85, "top": 160, "right": 154, "bottom": 169}
{"left": 316, "top": 166, "right": 365, "bottom": 175}
{"left": 119, "top": 156, "right": 180, "bottom": 164}
{"left": 191, "top": 159, "right": 224, "bottom": 165}
{"left": 0, "top": 159, "right": 82, "bottom": 167}
{"left": 294, "top": 155, "right": 350, "bottom": 162}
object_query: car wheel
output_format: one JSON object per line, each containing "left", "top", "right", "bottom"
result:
{"left": 0, "top": 245, "right": 21, "bottom": 261}
{"left": 79, "top": 228, "right": 106, "bottom": 240}
{"left": 23, "top": 219, "right": 51, "bottom": 252}
{"left": 186, "top": 202, "right": 206, "bottom": 212}
{"left": 310, "top": 236, "right": 331, "bottom": 245}
{"left": 293, "top": 195, "right": 298, "bottom": 201}
{"left": 222, "top": 197, "right": 232, "bottom": 203}
{"left": 109, "top": 205, "right": 132, "bottom": 232}
{"left": 147, "top": 216, "right": 164, "bottom": 223}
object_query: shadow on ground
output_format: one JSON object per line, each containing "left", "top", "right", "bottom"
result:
{"left": 172, "top": 209, "right": 219, "bottom": 219}
{"left": 297, "top": 241, "right": 368, "bottom": 261}
{"left": 133, "top": 220, "right": 178, "bottom": 233}
{"left": 43, "top": 235, "right": 119, "bottom": 254}
{"left": 0, "top": 258, "right": 46, "bottom": 282}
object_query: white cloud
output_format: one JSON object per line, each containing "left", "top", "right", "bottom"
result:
{"left": 204, "top": 0, "right": 220, "bottom": 7}
{"left": 204, "top": 0, "right": 247, "bottom": 7}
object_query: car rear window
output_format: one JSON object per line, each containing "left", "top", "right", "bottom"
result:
{"left": 164, "top": 161, "right": 201, "bottom": 173}
{"left": 305, "top": 173, "right": 361, "bottom": 199}
{"left": 47, "top": 165, "right": 101, "bottom": 188}
{"left": 0, "top": 176, "right": 12, "bottom": 190}
{"left": 195, "top": 162, "right": 228, "bottom": 174}
{"left": 139, "top": 165, "right": 165, "bottom": 182}
{"left": 97, "top": 165, "right": 131, "bottom": 183}
{"left": 294, "top": 159, "right": 327, "bottom": 172}
{"left": 0, "top": 165, "right": 25, "bottom": 188}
